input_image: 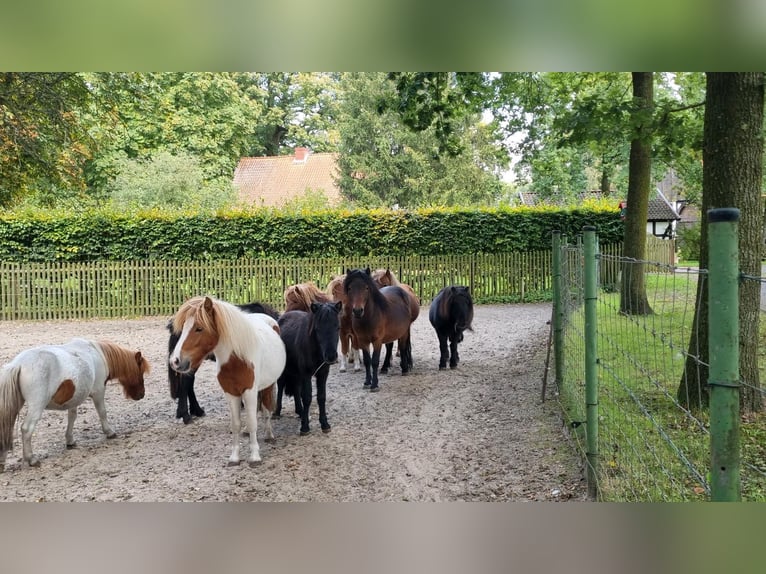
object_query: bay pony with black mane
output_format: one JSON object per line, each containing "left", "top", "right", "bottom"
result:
{"left": 0, "top": 338, "right": 150, "bottom": 471}
{"left": 168, "top": 296, "right": 286, "bottom": 467}
{"left": 343, "top": 267, "right": 416, "bottom": 391}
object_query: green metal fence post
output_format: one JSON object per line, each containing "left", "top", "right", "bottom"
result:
{"left": 552, "top": 231, "right": 564, "bottom": 392}
{"left": 583, "top": 226, "right": 599, "bottom": 499}
{"left": 708, "top": 208, "right": 741, "bottom": 502}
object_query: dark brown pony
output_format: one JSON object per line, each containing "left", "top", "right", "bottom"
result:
{"left": 371, "top": 268, "right": 420, "bottom": 372}
{"left": 343, "top": 267, "right": 415, "bottom": 391}
{"left": 326, "top": 274, "right": 362, "bottom": 373}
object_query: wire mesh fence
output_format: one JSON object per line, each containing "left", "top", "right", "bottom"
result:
{"left": 554, "top": 227, "right": 766, "bottom": 501}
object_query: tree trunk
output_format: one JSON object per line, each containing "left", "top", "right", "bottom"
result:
{"left": 619, "top": 72, "right": 654, "bottom": 315}
{"left": 677, "top": 72, "right": 764, "bottom": 412}
{"left": 600, "top": 168, "right": 610, "bottom": 195}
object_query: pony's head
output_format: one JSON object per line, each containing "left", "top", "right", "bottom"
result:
{"left": 343, "top": 267, "right": 381, "bottom": 318}
{"left": 98, "top": 341, "right": 151, "bottom": 400}
{"left": 169, "top": 296, "right": 221, "bottom": 374}
{"left": 309, "top": 301, "right": 343, "bottom": 364}
{"left": 284, "top": 282, "right": 330, "bottom": 312}
{"left": 448, "top": 286, "right": 474, "bottom": 335}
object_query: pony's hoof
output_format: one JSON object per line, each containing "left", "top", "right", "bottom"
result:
{"left": 227, "top": 460, "right": 241, "bottom": 467}
{"left": 380, "top": 367, "right": 389, "bottom": 374}
{"left": 66, "top": 442, "right": 77, "bottom": 450}
{"left": 439, "top": 365, "right": 447, "bottom": 371}
{"left": 272, "top": 412, "right": 282, "bottom": 419}
{"left": 450, "top": 364, "right": 458, "bottom": 370}
{"left": 106, "top": 433, "right": 117, "bottom": 439}
{"left": 322, "top": 426, "right": 332, "bottom": 434}
{"left": 248, "top": 460, "right": 262, "bottom": 468}
{"left": 191, "top": 408, "right": 205, "bottom": 417}
{"left": 182, "top": 415, "right": 192, "bottom": 424}
{"left": 299, "top": 429, "right": 311, "bottom": 436}
{"left": 28, "top": 458, "right": 40, "bottom": 468}
{"left": 369, "top": 386, "right": 380, "bottom": 393}
{"left": 339, "top": 366, "right": 347, "bottom": 373}
{"left": 265, "top": 437, "right": 276, "bottom": 444}
{"left": 363, "top": 382, "right": 371, "bottom": 389}
{"left": 0, "top": 465, "right": 4, "bottom": 473}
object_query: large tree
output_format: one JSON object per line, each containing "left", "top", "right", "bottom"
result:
{"left": 677, "top": 72, "right": 764, "bottom": 411}
{"left": 619, "top": 72, "right": 655, "bottom": 315}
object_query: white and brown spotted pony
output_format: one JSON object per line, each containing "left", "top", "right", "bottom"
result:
{"left": 169, "top": 296, "right": 286, "bottom": 467}
{"left": 0, "top": 338, "right": 150, "bottom": 471}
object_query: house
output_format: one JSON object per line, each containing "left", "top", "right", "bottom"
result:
{"left": 233, "top": 147, "right": 343, "bottom": 207}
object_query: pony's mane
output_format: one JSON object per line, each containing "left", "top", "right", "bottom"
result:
{"left": 96, "top": 340, "right": 150, "bottom": 381}
{"left": 326, "top": 275, "right": 346, "bottom": 301}
{"left": 285, "top": 282, "right": 331, "bottom": 311}
{"left": 372, "top": 268, "right": 400, "bottom": 286}
{"left": 174, "top": 296, "right": 270, "bottom": 360}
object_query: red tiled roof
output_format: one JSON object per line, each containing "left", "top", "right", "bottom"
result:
{"left": 233, "top": 151, "right": 343, "bottom": 207}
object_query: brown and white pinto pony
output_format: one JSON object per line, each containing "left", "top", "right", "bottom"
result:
{"left": 0, "top": 338, "right": 150, "bottom": 471}
{"left": 326, "top": 274, "right": 363, "bottom": 373}
{"left": 169, "top": 296, "right": 286, "bottom": 467}
{"left": 343, "top": 267, "right": 416, "bottom": 391}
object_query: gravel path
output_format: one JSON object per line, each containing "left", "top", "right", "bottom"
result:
{"left": 0, "top": 303, "right": 587, "bottom": 501}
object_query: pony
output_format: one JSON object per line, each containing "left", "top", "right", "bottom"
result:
{"left": 284, "top": 281, "right": 332, "bottom": 312}
{"left": 166, "top": 301, "right": 279, "bottom": 424}
{"left": 169, "top": 296, "right": 286, "bottom": 467}
{"left": 428, "top": 285, "right": 474, "bottom": 370}
{"left": 0, "top": 338, "right": 150, "bottom": 471}
{"left": 343, "top": 267, "right": 416, "bottom": 391}
{"left": 371, "top": 268, "right": 420, "bottom": 372}
{"left": 326, "top": 274, "right": 363, "bottom": 373}
{"left": 274, "top": 301, "right": 342, "bottom": 435}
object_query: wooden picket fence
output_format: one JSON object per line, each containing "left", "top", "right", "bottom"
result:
{"left": 0, "top": 238, "right": 675, "bottom": 321}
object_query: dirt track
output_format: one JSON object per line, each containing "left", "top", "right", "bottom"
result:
{"left": 0, "top": 303, "right": 587, "bottom": 501}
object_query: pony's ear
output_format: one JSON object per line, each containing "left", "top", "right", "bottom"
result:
{"left": 310, "top": 302, "right": 320, "bottom": 313}
{"left": 365, "top": 267, "right": 371, "bottom": 275}
{"left": 346, "top": 268, "right": 352, "bottom": 275}
{"left": 203, "top": 296, "right": 214, "bottom": 312}
{"left": 464, "top": 286, "right": 471, "bottom": 295}
{"left": 334, "top": 300, "right": 343, "bottom": 313}
{"left": 450, "top": 286, "right": 457, "bottom": 293}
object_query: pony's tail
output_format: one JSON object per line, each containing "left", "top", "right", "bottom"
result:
{"left": 0, "top": 365, "right": 25, "bottom": 452}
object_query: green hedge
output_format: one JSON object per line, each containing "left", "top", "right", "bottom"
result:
{"left": 0, "top": 205, "right": 622, "bottom": 262}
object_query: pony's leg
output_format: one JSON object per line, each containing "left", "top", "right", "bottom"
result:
{"left": 354, "top": 347, "right": 362, "bottom": 372}
{"left": 273, "top": 377, "right": 285, "bottom": 418}
{"left": 316, "top": 365, "right": 331, "bottom": 433}
{"left": 0, "top": 448, "right": 6, "bottom": 472}
{"left": 91, "top": 392, "right": 117, "bottom": 439}
{"left": 362, "top": 348, "right": 373, "bottom": 388}
{"left": 225, "top": 393, "right": 243, "bottom": 466}
{"left": 20, "top": 405, "right": 44, "bottom": 467}
{"left": 449, "top": 334, "right": 460, "bottom": 369}
{"left": 398, "top": 334, "right": 412, "bottom": 374}
{"left": 338, "top": 336, "right": 349, "bottom": 373}
{"left": 187, "top": 375, "right": 205, "bottom": 419}
{"left": 437, "top": 331, "right": 449, "bottom": 370}
{"left": 298, "top": 377, "right": 313, "bottom": 435}
{"left": 65, "top": 408, "right": 78, "bottom": 448}
{"left": 175, "top": 372, "right": 190, "bottom": 423}
{"left": 241, "top": 390, "right": 262, "bottom": 467}
{"left": 259, "top": 385, "right": 276, "bottom": 445}
{"left": 369, "top": 344, "right": 383, "bottom": 392}
{"left": 380, "top": 342, "right": 394, "bottom": 374}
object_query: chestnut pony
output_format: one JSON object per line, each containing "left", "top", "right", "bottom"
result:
{"left": 371, "top": 268, "right": 420, "bottom": 372}
{"left": 326, "top": 274, "right": 363, "bottom": 373}
{"left": 0, "top": 338, "right": 150, "bottom": 471}
{"left": 169, "top": 296, "right": 286, "bottom": 467}
{"left": 343, "top": 267, "right": 416, "bottom": 391}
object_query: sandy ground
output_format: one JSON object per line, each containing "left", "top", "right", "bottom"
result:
{"left": 0, "top": 303, "right": 587, "bottom": 502}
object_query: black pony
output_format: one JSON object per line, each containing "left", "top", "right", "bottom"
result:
{"left": 166, "top": 301, "right": 279, "bottom": 423}
{"left": 274, "top": 301, "right": 342, "bottom": 435}
{"left": 428, "top": 286, "right": 474, "bottom": 370}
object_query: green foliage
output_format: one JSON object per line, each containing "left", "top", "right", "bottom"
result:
{"left": 0, "top": 205, "right": 622, "bottom": 262}
{"left": 676, "top": 223, "right": 701, "bottom": 261}
{"left": 106, "top": 150, "right": 236, "bottom": 211}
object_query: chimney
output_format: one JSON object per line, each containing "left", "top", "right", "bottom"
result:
{"left": 293, "top": 147, "right": 310, "bottom": 163}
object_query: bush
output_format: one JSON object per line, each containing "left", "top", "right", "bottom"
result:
{"left": 676, "top": 223, "right": 700, "bottom": 261}
{"left": 0, "top": 204, "right": 623, "bottom": 262}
